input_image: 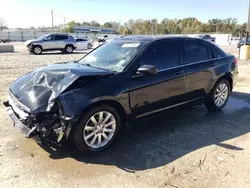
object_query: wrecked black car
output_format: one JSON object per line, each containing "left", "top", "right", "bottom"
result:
{"left": 4, "top": 36, "right": 238, "bottom": 153}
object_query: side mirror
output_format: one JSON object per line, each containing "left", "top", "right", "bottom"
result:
{"left": 137, "top": 65, "right": 158, "bottom": 75}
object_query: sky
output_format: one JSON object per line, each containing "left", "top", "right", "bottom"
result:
{"left": 0, "top": 0, "right": 249, "bottom": 28}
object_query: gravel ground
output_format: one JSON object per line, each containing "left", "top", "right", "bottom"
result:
{"left": 1, "top": 43, "right": 250, "bottom": 188}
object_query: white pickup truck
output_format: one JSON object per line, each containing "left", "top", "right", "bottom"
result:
{"left": 196, "top": 35, "right": 216, "bottom": 43}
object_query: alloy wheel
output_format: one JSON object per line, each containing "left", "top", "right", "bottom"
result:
{"left": 214, "top": 82, "right": 229, "bottom": 107}
{"left": 66, "top": 46, "right": 73, "bottom": 53}
{"left": 83, "top": 111, "right": 116, "bottom": 149}
{"left": 34, "top": 47, "right": 41, "bottom": 54}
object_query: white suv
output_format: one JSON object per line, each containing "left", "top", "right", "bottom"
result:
{"left": 25, "top": 34, "right": 77, "bottom": 55}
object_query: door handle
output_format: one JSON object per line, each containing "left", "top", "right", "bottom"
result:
{"left": 174, "top": 70, "right": 184, "bottom": 76}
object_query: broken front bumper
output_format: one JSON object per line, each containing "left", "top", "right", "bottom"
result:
{"left": 5, "top": 105, "right": 36, "bottom": 137}
{"left": 4, "top": 100, "right": 36, "bottom": 137}
{"left": 3, "top": 99, "right": 68, "bottom": 149}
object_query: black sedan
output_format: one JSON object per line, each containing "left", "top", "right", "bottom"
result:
{"left": 4, "top": 36, "right": 238, "bottom": 153}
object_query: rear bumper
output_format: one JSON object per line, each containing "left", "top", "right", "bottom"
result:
{"left": 233, "top": 66, "right": 239, "bottom": 88}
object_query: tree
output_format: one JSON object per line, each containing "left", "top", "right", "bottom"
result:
{"left": 0, "top": 17, "right": 7, "bottom": 31}
{"left": 82, "top": 22, "right": 90, "bottom": 26}
{"left": 103, "top": 22, "right": 112, "bottom": 28}
{"left": 62, "top": 25, "right": 74, "bottom": 33}
{"left": 89, "top": 21, "right": 100, "bottom": 27}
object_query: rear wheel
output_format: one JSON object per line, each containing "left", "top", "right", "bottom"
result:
{"left": 64, "top": 45, "right": 74, "bottom": 53}
{"left": 87, "top": 43, "right": 92, "bottom": 49}
{"left": 72, "top": 105, "right": 122, "bottom": 153}
{"left": 204, "top": 79, "right": 230, "bottom": 111}
{"left": 32, "top": 46, "right": 42, "bottom": 55}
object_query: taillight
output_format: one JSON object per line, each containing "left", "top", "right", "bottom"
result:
{"left": 234, "top": 58, "right": 238, "bottom": 65}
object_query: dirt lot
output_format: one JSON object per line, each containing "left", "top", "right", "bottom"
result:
{"left": 1, "top": 43, "right": 250, "bottom": 188}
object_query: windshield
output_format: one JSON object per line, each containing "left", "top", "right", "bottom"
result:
{"left": 79, "top": 40, "right": 147, "bottom": 72}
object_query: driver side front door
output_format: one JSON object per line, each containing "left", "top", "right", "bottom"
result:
{"left": 128, "top": 40, "right": 186, "bottom": 118}
{"left": 42, "top": 35, "right": 55, "bottom": 50}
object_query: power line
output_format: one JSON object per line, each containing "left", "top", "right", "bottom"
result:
{"left": 33, "top": 12, "right": 51, "bottom": 17}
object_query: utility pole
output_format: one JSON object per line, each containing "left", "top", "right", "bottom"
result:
{"left": 51, "top": 10, "right": 54, "bottom": 32}
{"left": 246, "top": 0, "right": 250, "bottom": 41}
{"left": 216, "top": 21, "right": 218, "bottom": 34}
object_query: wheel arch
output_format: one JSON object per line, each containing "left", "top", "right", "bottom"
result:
{"left": 65, "top": 99, "right": 127, "bottom": 140}
{"left": 80, "top": 100, "right": 127, "bottom": 122}
{"left": 211, "top": 73, "right": 233, "bottom": 92}
{"left": 216, "top": 73, "right": 233, "bottom": 91}
{"left": 65, "top": 43, "right": 74, "bottom": 48}
{"left": 32, "top": 44, "right": 43, "bottom": 50}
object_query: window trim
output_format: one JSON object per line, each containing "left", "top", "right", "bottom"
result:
{"left": 158, "top": 57, "right": 223, "bottom": 72}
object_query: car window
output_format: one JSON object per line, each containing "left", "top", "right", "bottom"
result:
{"left": 183, "top": 41, "right": 209, "bottom": 64}
{"left": 212, "top": 46, "right": 226, "bottom": 58}
{"left": 55, "top": 35, "right": 68, "bottom": 40}
{"left": 138, "top": 40, "right": 180, "bottom": 70}
{"left": 44, "top": 35, "right": 52, "bottom": 41}
{"left": 76, "top": 39, "right": 87, "bottom": 42}
{"left": 204, "top": 35, "right": 210, "bottom": 39}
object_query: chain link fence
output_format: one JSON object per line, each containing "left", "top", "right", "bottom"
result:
{"left": 0, "top": 31, "right": 117, "bottom": 42}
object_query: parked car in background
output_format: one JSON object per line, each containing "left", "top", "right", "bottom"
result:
{"left": 237, "top": 38, "right": 250, "bottom": 48}
{"left": 196, "top": 35, "right": 216, "bottom": 43}
{"left": 96, "top": 36, "right": 106, "bottom": 43}
{"left": 4, "top": 36, "right": 238, "bottom": 153}
{"left": 25, "top": 33, "right": 77, "bottom": 55}
{"left": 75, "top": 38, "right": 93, "bottom": 50}
{"left": 0, "top": 38, "right": 10, "bottom": 43}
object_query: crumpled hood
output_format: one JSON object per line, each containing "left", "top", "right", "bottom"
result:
{"left": 9, "top": 62, "right": 114, "bottom": 113}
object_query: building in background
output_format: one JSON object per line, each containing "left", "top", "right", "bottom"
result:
{"left": 73, "top": 26, "right": 116, "bottom": 34}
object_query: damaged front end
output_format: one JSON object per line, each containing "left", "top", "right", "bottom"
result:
{"left": 3, "top": 92, "right": 76, "bottom": 148}
{"left": 4, "top": 62, "right": 114, "bottom": 149}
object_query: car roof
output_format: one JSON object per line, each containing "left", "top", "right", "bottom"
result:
{"left": 48, "top": 33, "right": 69, "bottom": 36}
{"left": 113, "top": 35, "right": 195, "bottom": 43}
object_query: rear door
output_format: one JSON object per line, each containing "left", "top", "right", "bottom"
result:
{"left": 181, "top": 39, "right": 215, "bottom": 100}
{"left": 129, "top": 40, "right": 186, "bottom": 117}
{"left": 54, "top": 35, "right": 68, "bottom": 49}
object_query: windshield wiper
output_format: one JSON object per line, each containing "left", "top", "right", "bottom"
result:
{"left": 81, "top": 63, "right": 92, "bottom": 67}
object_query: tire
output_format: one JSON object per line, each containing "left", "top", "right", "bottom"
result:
{"left": 32, "top": 46, "right": 42, "bottom": 55}
{"left": 204, "top": 79, "right": 231, "bottom": 111}
{"left": 87, "top": 43, "right": 92, "bottom": 49}
{"left": 64, "top": 45, "right": 74, "bottom": 54}
{"left": 72, "top": 105, "right": 122, "bottom": 153}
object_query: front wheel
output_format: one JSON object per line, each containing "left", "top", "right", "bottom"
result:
{"left": 32, "top": 46, "right": 42, "bottom": 55}
{"left": 72, "top": 105, "right": 122, "bottom": 153}
{"left": 204, "top": 79, "right": 231, "bottom": 111}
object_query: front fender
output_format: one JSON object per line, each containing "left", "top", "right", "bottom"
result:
{"left": 57, "top": 89, "right": 130, "bottom": 118}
